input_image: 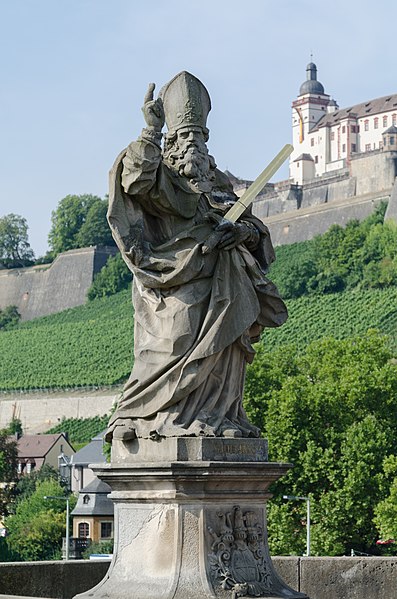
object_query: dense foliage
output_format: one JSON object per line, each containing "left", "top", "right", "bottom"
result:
{"left": 0, "top": 213, "right": 34, "bottom": 268}
{"left": 244, "top": 331, "right": 397, "bottom": 556}
{"left": 48, "top": 194, "right": 115, "bottom": 256}
{"left": 5, "top": 479, "right": 76, "bottom": 561}
{"left": 0, "top": 429, "right": 18, "bottom": 516}
{"left": 46, "top": 415, "right": 109, "bottom": 445}
{"left": 0, "top": 305, "right": 20, "bottom": 331}
{"left": 270, "top": 203, "right": 397, "bottom": 299}
{"left": 87, "top": 252, "right": 131, "bottom": 300}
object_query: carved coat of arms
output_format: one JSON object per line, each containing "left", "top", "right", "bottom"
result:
{"left": 207, "top": 506, "right": 272, "bottom": 598}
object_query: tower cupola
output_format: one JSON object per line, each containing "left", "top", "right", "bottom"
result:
{"left": 299, "top": 62, "right": 325, "bottom": 95}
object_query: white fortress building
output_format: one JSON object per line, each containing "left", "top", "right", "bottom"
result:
{"left": 290, "top": 62, "right": 397, "bottom": 184}
{"left": 226, "top": 62, "right": 397, "bottom": 245}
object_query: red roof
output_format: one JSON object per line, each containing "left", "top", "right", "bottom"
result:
{"left": 17, "top": 434, "right": 70, "bottom": 459}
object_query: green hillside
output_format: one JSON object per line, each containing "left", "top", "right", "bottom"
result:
{"left": 0, "top": 289, "right": 134, "bottom": 390}
{"left": 0, "top": 283, "right": 396, "bottom": 391}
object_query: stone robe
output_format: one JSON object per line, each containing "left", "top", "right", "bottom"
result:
{"left": 107, "top": 135, "right": 288, "bottom": 438}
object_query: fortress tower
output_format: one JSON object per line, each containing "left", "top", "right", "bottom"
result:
{"left": 290, "top": 63, "right": 336, "bottom": 183}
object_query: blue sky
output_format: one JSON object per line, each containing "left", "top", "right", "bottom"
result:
{"left": 2, "top": 0, "right": 397, "bottom": 256}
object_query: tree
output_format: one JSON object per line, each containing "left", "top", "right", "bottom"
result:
{"left": 244, "top": 331, "right": 397, "bottom": 555}
{"left": 0, "top": 214, "right": 34, "bottom": 268}
{"left": 0, "top": 430, "right": 18, "bottom": 517}
{"left": 77, "top": 198, "right": 115, "bottom": 248}
{"left": 5, "top": 479, "right": 76, "bottom": 561}
{"left": 0, "top": 306, "right": 20, "bottom": 331}
{"left": 48, "top": 194, "right": 114, "bottom": 255}
{"left": 87, "top": 252, "right": 131, "bottom": 300}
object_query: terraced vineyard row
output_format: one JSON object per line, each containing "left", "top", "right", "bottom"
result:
{"left": 0, "top": 291, "right": 134, "bottom": 390}
{"left": 263, "top": 286, "right": 397, "bottom": 352}
{"left": 1, "top": 286, "right": 396, "bottom": 391}
{"left": 46, "top": 415, "right": 109, "bottom": 445}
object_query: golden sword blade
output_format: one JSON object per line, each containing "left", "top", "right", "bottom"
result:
{"left": 224, "top": 143, "right": 294, "bottom": 223}
{"left": 202, "top": 143, "right": 293, "bottom": 254}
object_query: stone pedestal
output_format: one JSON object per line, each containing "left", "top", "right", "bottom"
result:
{"left": 75, "top": 438, "right": 308, "bottom": 599}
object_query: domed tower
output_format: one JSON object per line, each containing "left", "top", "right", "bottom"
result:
{"left": 290, "top": 62, "right": 331, "bottom": 183}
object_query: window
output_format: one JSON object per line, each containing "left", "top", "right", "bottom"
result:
{"left": 100, "top": 522, "right": 113, "bottom": 539}
{"left": 330, "top": 132, "right": 335, "bottom": 141}
{"left": 364, "top": 120, "right": 369, "bottom": 131}
{"left": 314, "top": 156, "right": 318, "bottom": 164}
{"left": 342, "top": 126, "right": 346, "bottom": 133}
{"left": 342, "top": 144, "right": 346, "bottom": 152}
{"left": 83, "top": 495, "right": 90, "bottom": 504}
{"left": 393, "top": 114, "right": 397, "bottom": 126}
{"left": 311, "top": 138, "right": 314, "bottom": 146}
{"left": 351, "top": 125, "right": 355, "bottom": 133}
{"left": 351, "top": 143, "right": 357, "bottom": 152}
{"left": 383, "top": 116, "right": 388, "bottom": 127}
{"left": 390, "top": 137, "right": 395, "bottom": 145}
{"left": 78, "top": 522, "right": 90, "bottom": 538}
{"left": 374, "top": 118, "right": 379, "bottom": 129}
{"left": 365, "top": 144, "right": 371, "bottom": 151}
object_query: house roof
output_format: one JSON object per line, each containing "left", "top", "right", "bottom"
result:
{"left": 312, "top": 93, "right": 397, "bottom": 131}
{"left": 71, "top": 431, "right": 107, "bottom": 466}
{"left": 71, "top": 476, "right": 114, "bottom": 517}
{"left": 17, "top": 433, "right": 72, "bottom": 459}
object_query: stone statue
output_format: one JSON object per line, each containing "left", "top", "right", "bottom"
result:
{"left": 105, "top": 71, "right": 287, "bottom": 443}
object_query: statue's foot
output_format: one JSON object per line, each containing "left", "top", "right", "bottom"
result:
{"left": 220, "top": 427, "right": 243, "bottom": 438}
{"left": 105, "top": 418, "right": 137, "bottom": 443}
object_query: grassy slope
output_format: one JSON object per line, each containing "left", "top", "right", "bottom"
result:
{"left": 0, "top": 284, "right": 396, "bottom": 391}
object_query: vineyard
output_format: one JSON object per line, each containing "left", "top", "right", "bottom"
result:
{"left": 46, "top": 415, "right": 109, "bottom": 446}
{"left": 0, "top": 289, "right": 134, "bottom": 390}
{"left": 262, "top": 286, "right": 397, "bottom": 352}
{"left": 0, "top": 285, "right": 396, "bottom": 391}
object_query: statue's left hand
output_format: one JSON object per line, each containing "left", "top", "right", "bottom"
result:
{"left": 216, "top": 221, "right": 251, "bottom": 250}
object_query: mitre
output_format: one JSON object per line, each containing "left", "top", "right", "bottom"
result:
{"left": 159, "top": 71, "right": 211, "bottom": 134}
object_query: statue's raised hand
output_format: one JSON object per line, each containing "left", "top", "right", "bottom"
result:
{"left": 141, "top": 83, "right": 165, "bottom": 131}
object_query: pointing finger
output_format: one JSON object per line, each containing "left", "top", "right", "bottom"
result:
{"left": 144, "top": 83, "right": 156, "bottom": 103}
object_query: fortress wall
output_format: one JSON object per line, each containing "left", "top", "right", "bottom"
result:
{"left": 351, "top": 150, "right": 397, "bottom": 195}
{"left": 0, "top": 388, "right": 119, "bottom": 434}
{"left": 260, "top": 193, "right": 390, "bottom": 246}
{"left": 0, "top": 246, "right": 117, "bottom": 321}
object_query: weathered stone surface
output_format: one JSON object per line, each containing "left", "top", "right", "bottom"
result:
{"left": 2, "top": 557, "right": 397, "bottom": 599}
{"left": 0, "top": 560, "right": 110, "bottom": 599}
{"left": 0, "top": 246, "right": 117, "bottom": 321}
{"left": 74, "top": 454, "right": 307, "bottom": 599}
{"left": 112, "top": 436, "right": 268, "bottom": 463}
{"left": 299, "top": 556, "right": 397, "bottom": 599}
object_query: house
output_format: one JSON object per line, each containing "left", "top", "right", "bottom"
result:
{"left": 16, "top": 433, "right": 74, "bottom": 476}
{"left": 71, "top": 477, "right": 114, "bottom": 543}
{"left": 69, "top": 431, "right": 108, "bottom": 493}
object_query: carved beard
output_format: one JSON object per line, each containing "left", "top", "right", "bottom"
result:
{"left": 164, "top": 141, "right": 215, "bottom": 187}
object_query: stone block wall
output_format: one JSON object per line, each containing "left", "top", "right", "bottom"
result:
{"left": 0, "top": 246, "right": 117, "bottom": 321}
{"left": 1, "top": 557, "right": 396, "bottom": 599}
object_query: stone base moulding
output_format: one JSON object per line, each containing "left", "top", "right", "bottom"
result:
{"left": 74, "top": 438, "right": 309, "bottom": 599}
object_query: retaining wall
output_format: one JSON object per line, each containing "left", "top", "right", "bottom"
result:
{"left": 0, "top": 557, "right": 396, "bottom": 599}
{"left": 0, "top": 246, "right": 117, "bottom": 321}
{"left": 0, "top": 388, "right": 120, "bottom": 434}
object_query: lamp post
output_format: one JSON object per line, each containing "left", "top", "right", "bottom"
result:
{"left": 44, "top": 495, "right": 70, "bottom": 560}
{"left": 283, "top": 494, "right": 311, "bottom": 557}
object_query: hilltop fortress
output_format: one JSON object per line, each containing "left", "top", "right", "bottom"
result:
{"left": 231, "top": 62, "right": 397, "bottom": 245}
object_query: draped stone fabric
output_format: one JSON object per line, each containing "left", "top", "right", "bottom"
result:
{"left": 106, "top": 138, "right": 287, "bottom": 439}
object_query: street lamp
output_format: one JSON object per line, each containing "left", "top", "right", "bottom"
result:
{"left": 44, "top": 495, "right": 70, "bottom": 560}
{"left": 282, "top": 494, "right": 311, "bottom": 557}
